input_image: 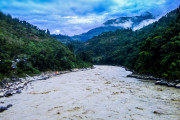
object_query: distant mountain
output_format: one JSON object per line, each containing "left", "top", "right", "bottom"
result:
{"left": 51, "top": 34, "right": 87, "bottom": 55}
{"left": 71, "top": 11, "right": 155, "bottom": 42}
{"left": 52, "top": 34, "right": 72, "bottom": 44}
{"left": 104, "top": 11, "right": 154, "bottom": 27}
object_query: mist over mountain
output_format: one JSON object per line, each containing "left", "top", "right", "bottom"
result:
{"left": 71, "top": 12, "right": 157, "bottom": 42}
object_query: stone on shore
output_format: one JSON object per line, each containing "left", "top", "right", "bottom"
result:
{"left": 0, "top": 106, "right": 7, "bottom": 113}
{"left": 4, "top": 90, "right": 13, "bottom": 97}
{"left": 167, "top": 82, "right": 177, "bottom": 87}
{"left": 155, "top": 81, "right": 168, "bottom": 86}
{"left": 175, "top": 80, "right": 180, "bottom": 84}
{"left": 0, "top": 92, "right": 4, "bottom": 98}
{"left": 176, "top": 83, "right": 180, "bottom": 88}
{"left": 0, "top": 104, "right": 13, "bottom": 113}
{"left": 127, "top": 74, "right": 160, "bottom": 80}
{"left": 6, "top": 104, "right": 13, "bottom": 108}
{"left": 16, "top": 90, "right": 21, "bottom": 94}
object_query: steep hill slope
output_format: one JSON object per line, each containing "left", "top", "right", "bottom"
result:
{"left": 0, "top": 12, "right": 91, "bottom": 80}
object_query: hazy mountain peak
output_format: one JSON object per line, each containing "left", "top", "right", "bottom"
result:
{"left": 104, "top": 12, "right": 154, "bottom": 27}
{"left": 71, "top": 12, "right": 157, "bottom": 42}
{"left": 141, "top": 11, "right": 153, "bottom": 17}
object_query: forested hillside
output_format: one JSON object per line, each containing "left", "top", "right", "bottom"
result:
{"left": 0, "top": 12, "right": 91, "bottom": 80}
{"left": 52, "top": 34, "right": 72, "bottom": 44}
{"left": 79, "top": 6, "right": 180, "bottom": 80}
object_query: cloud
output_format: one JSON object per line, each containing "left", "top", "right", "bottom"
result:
{"left": 0, "top": 0, "right": 180, "bottom": 35}
{"left": 132, "top": 17, "right": 161, "bottom": 31}
{"left": 110, "top": 20, "right": 133, "bottom": 28}
{"left": 52, "top": 29, "right": 61, "bottom": 34}
{"left": 66, "top": 16, "right": 97, "bottom": 24}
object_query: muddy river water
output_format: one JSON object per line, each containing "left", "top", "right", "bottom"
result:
{"left": 0, "top": 65, "right": 180, "bottom": 120}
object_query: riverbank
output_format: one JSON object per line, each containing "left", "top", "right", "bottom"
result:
{"left": 0, "top": 65, "right": 180, "bottom": 120}
{"left": 127, "top": 74, "right": 180, "bottom": 89}
{"left": 95, "top": 64, "right": 180, "bottom": 89}
{"left": 0, "top": 67, "right": 92, "bottom": 98}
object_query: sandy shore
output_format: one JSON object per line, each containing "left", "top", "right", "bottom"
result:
{"left": 0, "top": 65, "right": 180, "bottom": 120}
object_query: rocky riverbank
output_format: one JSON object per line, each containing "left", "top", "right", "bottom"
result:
{"left": 0, "top": 68, "right": 92, "bottom": 98}
{"left": 0, "top": 67, "right": 93, "bottom": 113}
{"left": 127, "top": 74, "right": 180, "bottom": 88}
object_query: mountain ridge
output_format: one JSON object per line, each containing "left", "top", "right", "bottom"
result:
{"left": 71, "top": 11, "right": 156, "bottom": 42}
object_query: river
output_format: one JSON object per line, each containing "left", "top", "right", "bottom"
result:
{"left": 0, "top": 65, "right": 180, "bottom": 120}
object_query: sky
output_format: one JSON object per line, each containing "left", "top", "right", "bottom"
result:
{"left": 0, "top": 0, "right": 180, "bottom": 36}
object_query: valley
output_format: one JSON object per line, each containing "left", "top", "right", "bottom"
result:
{"left": 0, "top": 1, "right": 180, "bottom": 120}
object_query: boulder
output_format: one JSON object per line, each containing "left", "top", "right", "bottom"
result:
{"left": 86, "top": 68, "right": 90, "bottom": 70}
{"left": 4, "top": 90, "right": 13, "bottom": 97}
{"left": 167, "top": 82, "right": 177, "bottom": 87}
{"left": 11, "top": 77, "right": 19, "bottom": 81}
{"left": 155, "top": 81, "right": 161, "bottom": 85}
{"left": 92, "top": 66, "right": 96, "bottom": 69}
{"left": 16, "top": 90, "right": 21, "bottom": 94}
{"left": 0, "top": 92, "right": 4, "bottom": 98}
{"left": 176, "top": 83, "right": 180, "bottom": 88}
{"left": 71, "top": 69, "right": 79, "bottom": 72}
{"left": 175, "top": 80, "right": 180, "bottom": 84}
{"left": 6, "top": 104, "right": 13, "bottom": 108}
{"left": 155, "top": 81, "right": 168, "bottom": 85}
{"left": 0, "top": 106, "right": 7, "bottom": 113}
{"left": 0, "top": 104, "right": 13, "bottom": 113}
{"left": 160, "top": 81, "right": 168, "bottom": 85}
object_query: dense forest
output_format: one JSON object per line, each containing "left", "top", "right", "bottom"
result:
{"left": 0, "top": 12, "right": 91, "bottom": 80}
{"left": 76, "top": 6, "right": 180, "bottom": 81}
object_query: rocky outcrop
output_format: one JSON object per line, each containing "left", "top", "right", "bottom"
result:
{"left": 0, "top": 67, "right": 92, "bottom": 98}
{"left": 0, "top": 104, "right": 13, "bottom": 113}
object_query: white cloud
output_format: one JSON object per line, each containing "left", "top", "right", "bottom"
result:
{"left": 133, "top": 17, "right": 160, "bottom": 31}
{"left": 55, "top": 29, "right": 61, "bottom": 33}
{"left": 110, "top": 20, "right": 133, "bottom": 28}
{"left": 52, "top": 29, "right": 61, "bottom": 34}
{"left": 65, "top": 14, "right": 107, "bottom": 24}
{"left": 66, "top": 16, "right": 94, "bottom": 24}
